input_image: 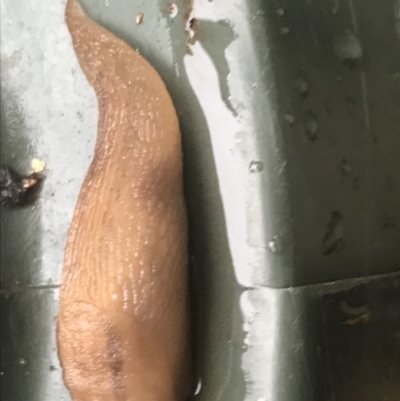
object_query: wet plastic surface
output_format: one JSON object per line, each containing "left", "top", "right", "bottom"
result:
{"left": 1, "top": 0, "right": 399, "bottom": 400}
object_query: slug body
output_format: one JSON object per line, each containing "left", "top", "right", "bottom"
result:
{"left": 57, "top": 1, "right": 191, "bottom": 400}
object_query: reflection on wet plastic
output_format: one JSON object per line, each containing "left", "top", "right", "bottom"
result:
{"left": 294, "top": 72, "right": 310, "bottom": 98}
{"left": 334, "top": 31, "right": 363, "bottom": 67}
{"left": 268, "top": 236, "right": 284, "bottom": 255}
{"left": 322, "top": 211, "right": 344, "bottom": 256}
{"left": 304, "top": 110, "right": 318, "bottom": 142}
{"left": 249, "top": 161, "right": 264, "bottom": 173}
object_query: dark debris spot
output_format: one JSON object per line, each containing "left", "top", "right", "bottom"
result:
{"left": 189, "top": 17, "right": 196, "bottom": 28}
{"left": 0, "top": 165, "right": 44, "bottom": 208}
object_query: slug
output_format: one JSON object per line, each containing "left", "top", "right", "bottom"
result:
{"left": 57, "top": 1, "right": 191, "bottom": 400}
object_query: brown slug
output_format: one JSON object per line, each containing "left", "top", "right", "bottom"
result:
{"left": 57, "top": 1, "right": 191, "bottom": 400}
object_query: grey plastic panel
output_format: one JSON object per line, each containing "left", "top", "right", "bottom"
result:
{"left": 0, "top": 288, "right": 66, "bottom": 401}
{"left": 1, "top": 0, "right": 399, "bottom": 401}
{"left": 254, "top": 0, "right": 400, "bottom": 286}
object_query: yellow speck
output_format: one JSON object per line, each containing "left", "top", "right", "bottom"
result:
{"left": 31, "top": 158, "right": 46, "bottom": 173}
{"left": 22, "top": 178, "right": 38, "bottom": 189}
{"left": 136, "top": 13, "right": 144, "bottom": 25}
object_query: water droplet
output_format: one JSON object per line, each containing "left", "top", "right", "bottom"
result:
{"left": 295, "top": 73, "right": 309, "bottom": 98}
{"left": 339, "top": 159, "right": 351, "bottom": 176}
{"left": 336, "top": 73, "right": 343, "bottom": 83}
{"left": 322, "top": 211, "right": 344, "bottom": 255}
{"left": 249, "top": 161, "right": 264, "bottom": 173}
{"left": 194, "top": 378, "right": 202, "bottom": 395}
{"left": 19, "top": 358, "right": 27, "bottom": 365}
{"left": 268, "top": 236, "right": 283, "bottom": 254}
{"left": 167, "top": 3, "right": 178, "bottom": 19}
{"left": 331, "top": 0, "right": 340, "bottom": 14}
{"left": 284, "top": 114, "right": 295, "bottom": 125}
{"left": 277, "top": 8, "right": 285, "bottom": 16}
{"left": 136, "top": 13, "right": 144, "bottom": 25}
{"left": 345, "top": 96, "right": 356, "bottom": 114}
{"left": 304, "top": 110, "right": 318, "bottom": 141}
{"left": 280, "top": 26, "right": 291, "bottom": 34}
{"left": 334, "top": 31, "right": 363, "bottom": 68}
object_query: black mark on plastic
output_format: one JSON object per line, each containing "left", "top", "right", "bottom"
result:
{"left": 0, "top": 165, "right": 44, "bottom": 208}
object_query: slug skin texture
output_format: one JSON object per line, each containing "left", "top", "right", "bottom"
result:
{"left": 57, "top": 1, "right": 191, "bottom": 400}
